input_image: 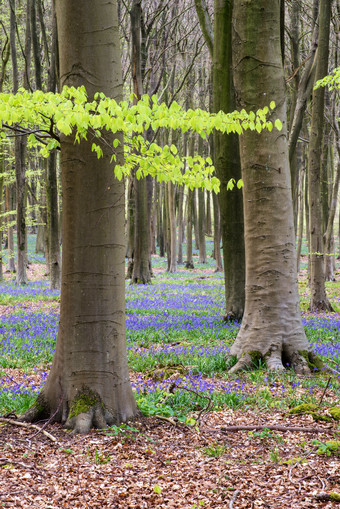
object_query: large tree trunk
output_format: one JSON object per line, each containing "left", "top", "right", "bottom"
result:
{"left": 308, "top": 0, "right": 333, "bottom": 311}
{"left": 213, "top": 0, "right": 245, "bottom": 320}
{"left": 10, "top": 0, "right": 28, "bottom": 284}
{"left": 129, "top": 0, "right": 152, "bottom": 284}
{"left": 21, "top": 0, "right": 138, "bottom": 433}
{"left": 229, "top": 0, "right": 314, "bottom": 374}
{"left": 46, "top": 2, "right": 61, "bottom": 290}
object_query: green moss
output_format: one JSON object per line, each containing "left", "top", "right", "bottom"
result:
{"left": 69, "top": 388, "right": 101, "bottom": 419}
{"left": 330, "top": 492, "right": 340, "bottom": 502}
{"left": 329, "top": 407, "right": 340, "bottom": 421}
{"left": 283, "top": 457, "right": 308, "bottom": 465}
{"left": 298, "top": 350, "right": 324, "bottom": 371}
{"left": 310, "top": 412, "right": 333, "bottom": 423}
{"left": 248, "top": 351, "right": 265, "bottom": 368}
{"left": 288, "top": 403, "right": 317, "bottom": 415}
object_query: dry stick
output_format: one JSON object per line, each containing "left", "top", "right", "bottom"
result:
{"left": 229, "top": 490, "right": 240, "bottom": 509}
{"left": 169, "top": 383, "right": 213, "bottom": 424}
{"left": 0, "top": 418, "right": 58, "bottom": 443}
{"left": 219, "top": 424, "right": 334, "bottom": 434}
{"left": 288, "top": 446, "right": 318, "bottom": 486}
{"left": 0, "top": 457, "right": 34, "bottom": 469}
{"left": 318, "top": 376, "right": 332, "bottom": 406}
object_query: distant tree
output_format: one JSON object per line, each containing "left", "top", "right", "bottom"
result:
{"left": 195, "top": 0, "right": 245, "bottom": 320}
{"left": 308, "top": 0, "right": 334, "bottom": 312}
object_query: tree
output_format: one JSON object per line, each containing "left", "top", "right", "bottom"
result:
{"left": 307, "top": 0, "right": 334, "bottom": 312}
{"left": 228, "top": 0, "right": 317, "bottom": 374}
{"left": 0, "top": 11, "right": 277, "bottom": 432}
{"left": 213, "top": 0, "right": 245, "bottom": 320}
{"left": 195, "top": 0, "right": 245, "bottom": 320}
{"left": 21, "top": 0, "right": 138, "bottom": 433}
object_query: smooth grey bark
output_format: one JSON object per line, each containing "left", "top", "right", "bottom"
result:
{"left": 213, "top": 0, "right": 245, "bottom": 320}
{"left": 212, "top": 190, "right": 223, "bottom": 272}
{"left": 6, "top": 186, "right": 15, "bottom": 272}
{"left": 46, "top": 3, "right": 61, "bottom": 290}
{"left": 21, "top": 0, "right": 138, "bottom": 432}
{"left": 130, "top": 0, "right": 151, "bottom": 284}
{"left": 308, "top": 0, "right": 333, "bottom": 311}
{"left": 185, "top": 189, "right": 194, "bottom": 269}
{"left": 198, "top": 188, "right": 207, "bottom": 263}
{"left": 9, "top": 0, "right": 28, "bottom": 284}
{"left": 229, "top": 0, "right": 313, "bottom": 374}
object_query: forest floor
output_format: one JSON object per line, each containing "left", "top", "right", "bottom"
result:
{"left": 1, "top": 261, "right": 340, "bottom": 508}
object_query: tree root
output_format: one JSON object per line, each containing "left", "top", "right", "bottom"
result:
{"left": 65, "top": 404, "right": 115, "bottom": 434}
{"left": 227, "top": 348, "right": 316, "bottom": 375}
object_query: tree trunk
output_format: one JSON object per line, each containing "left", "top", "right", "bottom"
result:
{"left": 229, "top": 0, "right": 314, "bottom": 374}
{"left": 206, "top": 190, "right": 212, "bottom": 236}
{"left": 198, "top": 188, "right": 207, "bottom": 263}
{"left": 0, "top": 173, "right": 4, "bottom": 281}
{"left": 46, "top": 151, "right": 61, "bottom": 289}
{"left": 130, "top": 0, "right": 151, "bottom": 284}
{"left": 213, "top": 0, "right": 245, "bottom": 320}
{"left": 6, "top": 185, "right": 16, "bottom": 272}
{"left": 177, "top": 184, "right": 184, "bottom": 264}
{"left": 21, "top": 0, "right": 138, "bottom": 433}
{"left": 185, "top": 189, "right": 194, "bottom": 269}
{"left": 308, "top": 0, "right": 333, "bottom": 312}
{"left": 10, "top": 0, "right": 28, "bottom": 284}
{"left": 167, "top": 181, "right": 177, "bottom": 273}
{"left": 212, "top": 190, "right": 223, "bottom": 272}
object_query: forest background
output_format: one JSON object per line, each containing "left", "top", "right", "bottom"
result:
{"left": 0, "top": 0, "right": 340, "bottom": 508}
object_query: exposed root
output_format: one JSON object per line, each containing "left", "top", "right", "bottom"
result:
{"left": 227, "top": 348, "right": 317, "bottom": 375}
{"left": 223, "top": 311, "right": 243, "bottom": 323}
{"left": 65, "top": 404, "right": 114, "bottom": 434}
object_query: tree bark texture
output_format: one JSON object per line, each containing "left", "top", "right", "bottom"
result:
{"left": 22, "top": 0, "right": 138, "bottom": 432}
{"left": 213, "top": 0, "right": 245, "bottom": 320}
{"left": 230, "top": 0, "right": 313, "bottom": 373}
{"left": 308, "top": 0, "right": 333, "bottom": 311}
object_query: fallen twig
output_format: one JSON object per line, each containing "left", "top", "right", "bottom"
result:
{"left": 154, "top": 415, "right": 179, "bottom": 426}
{"left": 0, "top": 457, "right": 34, "bottom": 469}
{"left": 318, "top": 376, "right": 332, "bottom": 406}
{"left": 219, "top": 424, "right": 333, "bottom": 434}
{"left": 229, "top": 489, "right": 240, "bottom": 509}
{"left": 0, "top": 417, "right": 58, "bottom": 443}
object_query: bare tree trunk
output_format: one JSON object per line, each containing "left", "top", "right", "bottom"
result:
{"left": 167, "top": 181, "right": 177, "bottom": 273}
{"left": 212, "top": 191, "right": 223, "bottom": 272}
{"left": 9, "top": 0, "right": 28, "bottom": 284}
{"left": 130, "top": 0, "right": 151, "bottom": 284}
{"left": 213, "top": 0, "right": 245, "bottom": 320}
{"left": 229, "top": 0, "right": 313, "bottom": 374}
{"left": 308, "top": 0, "right": 333, "bottom": 311}
{"left": 21, "top": 0, "right": 138, "bottom": 433}
{"left": 185, "top": 189, "right": 194, "bottom": 269}
{"left": 198, "top": 188, "right": 207, "bottom": 263}
{"left": 6, "top": 185, "right": 15, "bottom": 272}
{"left": 177, "top": 184, "right": 184, "bottom": 264}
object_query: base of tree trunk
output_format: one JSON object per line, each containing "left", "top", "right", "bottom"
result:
{"left": 223, "top": 310, "right": 243, "bottom": 322}
{"left": 308, "top": 299, "right": 334, "bottom": 312}
{"left": 185, "top": 261, "right": 195, "bottom": 269}
{"left": 20, "top": 386, "right": 140, "bottom": 434}
{"left": 227, "top": 349, "right": 323, "bottom": 375}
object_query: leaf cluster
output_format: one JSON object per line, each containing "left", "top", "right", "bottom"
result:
{"left": 0, "top": 87, "right": 279, "bottom": 191}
